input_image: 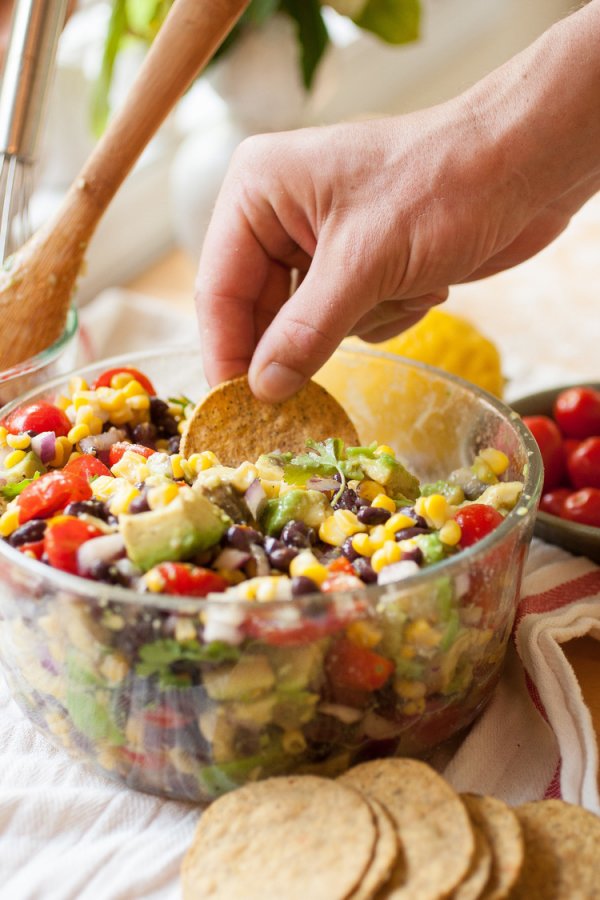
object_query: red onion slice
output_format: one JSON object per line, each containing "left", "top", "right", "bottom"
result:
{"left": 250, "top": 544, "right": 270, "bottom": 577}
{"left": 79, "top": 427, "right": 127, "bottom": 456}
{"left": 213, "top": 547, "right": 251, "bottom": 570}
{"left": 30, "top": 431, "right": 56, "bottom": 464}
{"left": 76, "top": 533, "right": 125, "bottom": 575}
{"left": 244, "top": 478, "right": 267, "bottom": 519}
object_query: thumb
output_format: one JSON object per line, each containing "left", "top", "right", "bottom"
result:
{"left": 248, "top": 242, "right": 374, "bottom": 402}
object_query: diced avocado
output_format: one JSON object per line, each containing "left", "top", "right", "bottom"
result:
{"left": 120, "top": 486, "right": 230, "bottom": 571}
{"left": 203, "top": 654, "right": 275, "bottom": 702}
{"left": 476, "top": 481, "right": 523, "bottom": 513}
{"left": 359, "top": 453, "right": 420, "bottom": 501}
{"left": 197, "top": 481, "right": 253, "bottom": 524}
{"left": 260, "top": 489, "right": 330, "bottom": 536}
{"left": 226, "top": 694, "right": 278, "bottom": 728}
{"left": 264, "top": 642, "right": 326, "bottom": 691}
{"left": 414, "top": 532, "right": 447, "bottom": 565}
{"left": 272, "top": 690, "right": 319, "bottom": 729}
{"left": 421, "top": 480, "right": 464, "bottom": 505}
{"left": 66, "top": 687, "right": 125, "bottom": 745}
{"left": 0, "top": 450, "right": 46, "bottom": 485}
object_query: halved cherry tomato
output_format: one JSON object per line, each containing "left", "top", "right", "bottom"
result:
{"left": 17, "top": 540, "right": 45, "bottom": 560}
{"left": 3, "top": 401, "right": 71, "bottom": 436}
{"left": 454, "top": 504, "right": 505, "bottom": 548}
{"left": 540, "top": 488, "right": 572, "bottom": 518}
{"left": 566, "top": 437, "right": 600, "bottom": 490}
{"left": 553, "top": 386, "right": 600, "bottom": 439}
{"left": 326, "top": 556, "right": 355, "bottom": 575}
{"left": 92, "top": 366, "right": 156, "bottom": 395}
{"left": 18, "top": 471, "right": 92, "bottom": 523}
{"left": 562, "top": 488, "right": 600, "bottom": 528}
{"left": 64, "top": 454, "right": 113, "bottom": 480}
{"left": 522, "top": 415, "right": 565, "bottom": 490}
{"left": 151, "top": 562, "right": 228, "bottom": 597}
{"left": 44, "top": 517, "right": 103, "bottom": 574}
{"left": 325, "top": 637, "right": 394, "bottom": 691}
{"left": 109, "top": 442, "right": 156, "bottom": 466}
{"left": 244, "top": 614, "right": 342, "bottom": 647}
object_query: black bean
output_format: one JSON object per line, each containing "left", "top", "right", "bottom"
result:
{"left": 397, "top": 507, "right": 428, "bottom": 530}
{"left": 268, "top": 545, "right": 298, "bottom": 572}
{"left": 149, "top": 397, "right": 170, "bottom": 421}
{"left": 291, "top": 575, "right": 319, "bottom": 596}
{"left": 8, "top": 519, "right": 47, "bottom": 547}
{"left": 128, "top": 492, "right": 150, "bottom": 515}
{"left": 357, "top": 505, "right": 391, "bottom": 526}
{"left": 88, "top": 560, "right": 133, "bottom": 586}
{"left": 64, "top": 499, "right": 112, "bottom": 522}
{"left": 131, "top": 422, "right": 158, "bottom": 448}
{"left": 400, "top": 547, "right": 423, "bottom": 566}
{"left": 353, "top": 557, "right": 377, "bottom": 584}
{"left": 280, "top": 520, "right": 316, "bottom": 548}
{"left": 394, "top": 526, "right": 429, "bottom": 541}
{"left": 226, "top": 524, "right": 263, "bottom": 551}
{"left": 167, "top": 435, "right": 181, "bottom": 454}
{"left": 341, "top": 537, "right": 360, "bottom": 562}
{"left": 332, "top": 488, "right": 360, "bottom": 512}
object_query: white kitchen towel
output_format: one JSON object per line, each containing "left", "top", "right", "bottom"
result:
{"left": 0, "top": 290, "right": 598, "bottom": 898}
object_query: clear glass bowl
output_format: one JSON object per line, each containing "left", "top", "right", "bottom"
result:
{"left": 0, "top": 345, "right": 542, "bottom": 804}
{"left": 0, "top": 306, "right": 79, "bottom": 408}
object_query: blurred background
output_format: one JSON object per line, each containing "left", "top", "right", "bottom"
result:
{"left": 0, "top": 0, "right": 575, "bottom": 304}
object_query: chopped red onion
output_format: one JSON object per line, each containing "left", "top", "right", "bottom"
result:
{"left": 250, "top": 544, "right": 270, "bottom": 577}
{"left": 76, "top": 533, "right": 125, "bottom": 575}
{"left": 361, "top": 711, "right": 407, "bottom": 740}
{"left": 377, "top": 560, "right": 421, "bottom": 585}
{"left": 79, "top": 427, "right": 127, "bottom": 456}
{"left": 213, "top": 547, "right": 251, "bottom": 570}
{"left": 317, "top": 703, "right": 364, "bottom": 725}
{"left": 244, "top": 478, "right": 267, "bottom": 519}
{"left": 306, "top": 475, "right": 340, "bottom": 492}
{"left": 30, "top": 431, "right": 56, "bottom": 464}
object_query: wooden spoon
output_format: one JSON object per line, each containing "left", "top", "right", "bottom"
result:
{"left": 0, "top": 0, "right": 249, "bottom": 370}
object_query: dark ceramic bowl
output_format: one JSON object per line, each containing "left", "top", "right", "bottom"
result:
{"left": 511, "top": 383, "right": 600, "bottom": 563}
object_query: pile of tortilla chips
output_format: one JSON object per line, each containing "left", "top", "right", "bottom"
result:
{"left": 182, "top": 758, "right": 600, "bottom": 899}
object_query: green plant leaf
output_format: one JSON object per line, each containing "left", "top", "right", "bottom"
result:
{"left": 281, "top": 0, "right": 330, "bottom": 89}
{"left": 354, "top": 0, "right": 421, "bottom": 44}
{"left": 91, "top": 0, "right": 128, "bottom": 135}
{"left": 125, "top": 0, "right": 170, "bottom": 40}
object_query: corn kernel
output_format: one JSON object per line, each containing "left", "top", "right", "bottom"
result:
{"left": 177, "top": 419, "right": 187, "bottom": 435}
{"left": 90, "top": 475, "right": 117, "bottom": 501}
{"left": 111, "top": 450, "right": 150, "bottom": 483}
{"left": 399, "top": 645, "right": 416, "bottom": 660}
{"left": 346, "top": 620, "right": 383, "bottom": 649}
{"left": 108, "top": 406, "right": 133, "bottom": 426}
{"left": 127, "top": 394, "right": 150, "bottom": 411}
{"left": 49, "top": 436, "right": 72, "bottom": 468}
{"left": 260, "top": 479, "right": 281, "bottom": 499}
{"left": 68, "top": 376, "right": 88, "bottom": 393}
{"left": 174, "top": 618, "right": 197, "bottom": 643}
{"left": 472, "top": 457, "right": 496, "bottom": 484}
{"left": 358, "top": 480, "right": 385, "bottom": 502}
{"left": 255, "top": 577, "right": 281, "bottom": 603}
{"left": 232, "top": 461, "right": 259, "bottom": 492}
{"left": 479, "top": 447, "right": 509, "bottom": 476}
{"left": 72, "top": 392, "right": 98, "bottom": 410}
{"left": 395, "top": 679, "right": 427, "bottom": 700}
{"left": 147, "top": 483, "right": 179, "bottom": 509}
{"left": 144, "top": 569, "right": 166, "bottom": 593}
{"left": 122, "top": 379, "right": 145, "bottom": 399}
{"left": 188, "top": 450, "right": 219, "bottom": 472}
{"left": 111, "top": 372, "right": 135, "bottom": 390}
{"left": 54, "top": 394, "right": 71, "bottom": 412}
{"left": 403, "top": 698, "right": 426, "bottom": 716}
{"left": 368, "top": 525, "right": 387, "bottom": 550}
{"left": 372, "top": 493, "right": 396, "bottom": 513}
{"left": 0, "top": 426, "right": 8, "bottom": 447}
{"left": 6, "top": 433, "right": 31, "bottom": 450}
{"left": 374, "top": 444, "right": 395, "bottom": 457}
{"left": 282, "top": 729, "right": 307, "bottom": 755}
{"left": 404, "top": 618, "right": 442, "bottom": 648}
{"left": 4, "top": 449, "right": 26, "bottom": 468}
{"left": 439, "top": 519, "right": 462, "bottom": 546}
{"left": 109, "top": 484, "right": 141, "bottom": 516}
{"left": 371, "top": 540, "right": 402, "bottom": 573}
{"left": 334, "top": 509, "right": 366, "bottom": 536}
{"left": 99, "top": 653, "right": 130, "bottom": 684}
{"left": 318, "top": 515, "right": 347, "bottom": 547}
{"left": 75, "top": 404, "right": 97, "bottom": 425}
{"left": 422, "top": 494, "right": 450, "bottom": 529}
{"left": 384, "top": 512, "right": 417, "bottom": 537}
{"left": 67, "top": 424, "right": 90, "bottom": 445}
{"left": 289, "top": 551, "right": 328, "bottom": 585}
{"left": 98, "top": 388, "right": 126, "bottom": 412}
{"left": 170, "top": 454, "right": 185, "bottom": 480}
{"left": 0, "top": 508, "right": 20, "bottom": 537}
{"left": 351, "top": 532, "right": 373, "bottom": 556}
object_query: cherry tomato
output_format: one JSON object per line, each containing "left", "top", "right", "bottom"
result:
{"left": 92, "top": 366, "right": 156, "bottom": 395}
{"left": 563, "top": 438, "right": 582, "bottom": 463}
{"left": 454, "top": 504, "right": 505, "bottom": 548}
{"left": 3, "top": 401, "right": 71, "bottom": 436}
{"left": 539, "top": 488, "right": 572, "bottom": 518}
{"left": 64, "top": 454, "right": 113, "bottom": 480}
{"left": 562, "top": 488, "right": 600, "bottom": 527}
{"left": 553, "top": 386, "right": 600, "bottom": 439}
{"left": 109, "top": 442, "right": 156, "bottom": 466}
{"left": 44, "top": 517, "right": 103, "bottom": 574}
{"left": 244, "top": 614, "right": 342, "bottom": 647}
{"left": 566, "top": 437, "right": 600, "bottom": 490}
{"left": 326, "top": 556, "right": 355, "bottom": 575}
{"left": 16, "top": 540, "right": 45, "bottom": 560}
{"left": 522, "top": 415, "right": 565, "bottom": 490}
{"left": 325, "top": 637, "right": 395, "bottom": 691}
{"left": 18, "top": 471, "right": 92, "bottom": 523}
{"left": 151, "top": 562, "right": 228, "bottom": 597}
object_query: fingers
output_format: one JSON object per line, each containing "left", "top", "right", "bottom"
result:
{"left": 351, "top": 292, "right": 448, "bottom": 340}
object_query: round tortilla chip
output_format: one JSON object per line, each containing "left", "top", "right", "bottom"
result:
{"left": 348, "top": 798, "right": 401, "bottom": 900}
{"left": 181, "top": 774, "right": 376, "bottom": 900}
{"left": 180, "top": 375, "right": 360, "bottom": 464}
{"left": 450, "top": 823, "right": 492, "bottom": 900}
{"left": 461, "top": 793, "right": 524, "bottom": 899}
{"left": 510, "top": 799, "right": 600, "bottom": 899}
{"left": 339, "top": 759, "right": 475, "bottom": 900}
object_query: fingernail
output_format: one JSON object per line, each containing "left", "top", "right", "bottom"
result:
{"left": 253, "top": 362, "right": 305, "bottom": 402}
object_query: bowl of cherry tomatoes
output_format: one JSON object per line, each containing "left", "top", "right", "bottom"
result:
{"left": 511, "top": 383, "right": 600, "bottom": 562}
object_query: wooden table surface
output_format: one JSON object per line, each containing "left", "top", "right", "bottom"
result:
{"left": 127, "top": 245, "right": 599, "bottom": 791}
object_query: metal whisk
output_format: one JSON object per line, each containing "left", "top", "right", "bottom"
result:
{"left": 0, "top": 0, "right": 69, "bottom": 264}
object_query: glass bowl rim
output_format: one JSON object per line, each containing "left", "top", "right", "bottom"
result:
{"left": 0, "top": 342, "right": 543, "bottom": 612}
{"left": 0, "top": 306, "right": 78, "bottom": 385}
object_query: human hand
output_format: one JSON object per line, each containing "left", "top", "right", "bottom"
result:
{"left": 196, "top": 4, "right": 600, "bottom": 402}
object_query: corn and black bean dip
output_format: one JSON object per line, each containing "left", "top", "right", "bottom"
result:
{"left": 0, "top": 365, "right": 525, "bottom": 801}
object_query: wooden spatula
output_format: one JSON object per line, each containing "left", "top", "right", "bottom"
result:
{"left": 0, "top": 0, "right": 249, "bottom": 370}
